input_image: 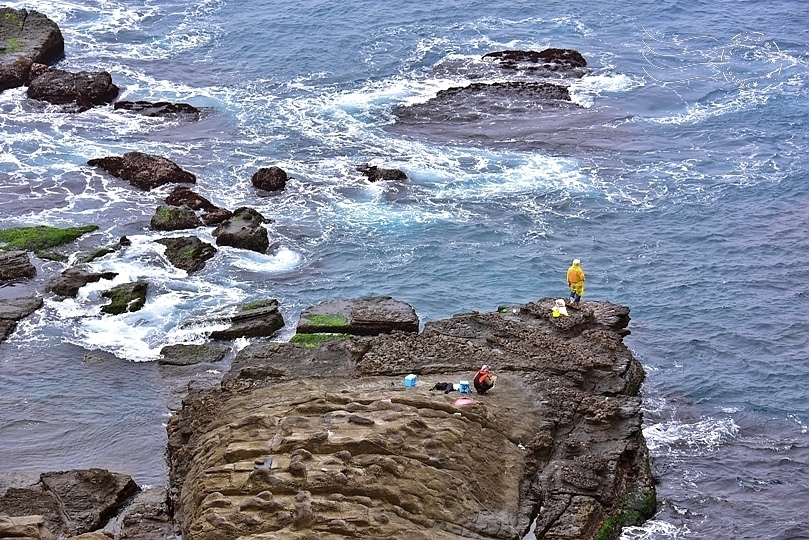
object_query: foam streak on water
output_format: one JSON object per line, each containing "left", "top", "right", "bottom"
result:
{"left": 2, "top": 0, "right": 809, "bottom": 536}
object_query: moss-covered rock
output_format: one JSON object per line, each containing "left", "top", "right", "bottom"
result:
{"left": 0, "top": 225, "right": 98, "bottom": 255}
{"left": 150, "top": 205, "right": 202, "bottom": 231}
{"left": 100, "top": 282, "right": 148, "bottom": 315}
{"left": 155, "top": 236, "right": 215, "bottom": 273}
{"left": 289, "top": 332, "right": 349, "bottom": 348}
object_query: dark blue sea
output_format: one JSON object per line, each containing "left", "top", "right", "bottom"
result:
{"left": 1, "top": 1, "right": 807, "bottom": 538}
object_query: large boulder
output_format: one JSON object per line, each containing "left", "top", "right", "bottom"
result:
{"left": 87, "top": 152, "right": 196, "bottom": 191}
{"left": 155, "top": 235, "right": 215, "bottom": 273}
{"left": 45, "top": 266, "right": 117, "bottom": 297}
{"left": 0, "top": 469, "right": 139, "bottom": 538}
{"left": 208, "top": 299, "right": 285, "bottom": 340}
{"left": 0, "top": 250, "right": 36, "bottom": 280}
{"left": 0, "top": 296, "right": 43, "bottom": 343}
{"left": 0, "top": 8, "right": 64, "bottom": 92}
{"left": 166, "top": 298, "right": 655, "bottom": 540}
{"left": 296, "top": 296, "right": 419, "bottom": 336}
{"left": 211, "top": 207, "right": 271, "bottom": 254}
{"left": 251, "top": 166, "right": 287, "bottom": 192}
{"left": 149, "top": 204, "right": 203, "bottom": 231}
{"left": 26, "top": 68, "right": 119, "bottom": 111}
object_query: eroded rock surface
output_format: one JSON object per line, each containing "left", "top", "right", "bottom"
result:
{"left": 0, "top": 469, "right": 139, "bottom": 538}
{"left": 167, "top": 298, "right": 655, "bottom": 540}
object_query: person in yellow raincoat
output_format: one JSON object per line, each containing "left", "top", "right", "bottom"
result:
{"left": 567, "top": 259, "right": 585, "bottom": 304}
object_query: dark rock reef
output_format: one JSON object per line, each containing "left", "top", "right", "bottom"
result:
{"left": 167, "top": 298, "right": 655, "bottom": 540}
{"left": 26, "top": 66, "right": 119, "bottom": 111}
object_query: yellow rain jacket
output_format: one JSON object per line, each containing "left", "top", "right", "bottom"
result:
{"left": 567, "top": 262, "right": 585, "bottom": 296}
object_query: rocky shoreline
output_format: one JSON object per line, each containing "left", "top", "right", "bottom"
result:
{"left": 165, "top": 298, "right": 655, "bottom": 540}
{"left": 1, "top": 8, "right": 655, "bottom": 540}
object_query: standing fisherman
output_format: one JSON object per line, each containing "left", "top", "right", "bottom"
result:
{"left": 567, "top": 258, "right": 585, "bottom": 304}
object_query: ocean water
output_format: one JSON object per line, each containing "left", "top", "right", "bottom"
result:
{"left": 1, "top": 0, "right": 807, "bottom": 538}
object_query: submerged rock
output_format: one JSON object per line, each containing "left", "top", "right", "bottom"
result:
{"left": 87, "top": 151, "right": 196, "bottom": 191}
{"left": 113, "top": 100, "right": 201, "bottom": 119}
{"left": 356, "top": 164, "right": 407, "bottom": 182}
{"left": 167, "top": 298, "right": 655, "bottom": 540}
{"left": 0, "top": 8, "right": 64, "bottom": 92}
{"left": 100, "top": 282, "right": 147, "bottom": 315}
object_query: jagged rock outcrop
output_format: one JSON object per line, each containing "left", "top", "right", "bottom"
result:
{"left": 167, "top": 298, "right": 655, "bottom": 540}
{"left": 0, "top": 8, "right": 64, "bottom": 92}
{"left": 87, "top": 152, "right": 196, "bottom": 191}
{"left": 0, "top": 296, "right": 43, "bottom": 343}
{"left": 0, "top": 250, "right": 36, "bottom": 280}
{"left": 149, "top": 205, "right": 203, "bottom": 231}
{"left": 357, "top": 164, "right": 407, "bottom": 182}
{"left": 251, "top": 166, "right": 287, "bottom": 192}
{"left": 26, "top": 67, "right": 119, "bottom": 112}
{"left": 0, "top": 469, "right": 139, "bottom": 538}
{"left": 211, "top": 207, "right": 271, "bottom": 254}
{"left": 113, "top": 100, "right": 200, "bottom": 119}
{"left": 155, "top": 236, "right": 216, "bottom": 273}
{"left": 45, "top": 266, "right": 117, "bottom": 297}
{"left": 297, "top": 296, "right": 419, "bottom": 336}
{"left": 207, "top": 299, "right": 285, "bottom": 340}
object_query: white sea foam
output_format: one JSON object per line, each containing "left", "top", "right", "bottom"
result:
{"left": 569, "top": 73, "right": 643, "bottom": 108}
{"left": 619, "top": 520, "right": 690, "bottom": 540}
{"left": 644, "top": 417, "right": 740, "bottom": 456}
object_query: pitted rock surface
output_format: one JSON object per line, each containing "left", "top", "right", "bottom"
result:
{"left": 167, "top": 298, "right": 654, "bottom": 540}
